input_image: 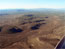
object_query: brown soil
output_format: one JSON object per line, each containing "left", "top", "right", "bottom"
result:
{"left": 0, "top": 14, "right": 65, "bottom": 49}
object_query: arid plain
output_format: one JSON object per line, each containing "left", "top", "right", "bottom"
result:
{"left": 0, "top": 9, "right": 65, "bottom": 49}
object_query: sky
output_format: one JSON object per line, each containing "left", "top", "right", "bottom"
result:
{"left": 0, "top": 0, "right": 65, "bottom": 9}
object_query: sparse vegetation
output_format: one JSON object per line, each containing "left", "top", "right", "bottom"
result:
{"left": 0, "top": 9, "right": 65, "bottom": 49}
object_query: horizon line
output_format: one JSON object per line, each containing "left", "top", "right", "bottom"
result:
{"left": 0, "top": 7, "right": 65, "bottom": 10}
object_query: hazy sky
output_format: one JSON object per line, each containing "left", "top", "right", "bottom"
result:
{"left": 0, "top": 0, "right": 65, "bottom": 9}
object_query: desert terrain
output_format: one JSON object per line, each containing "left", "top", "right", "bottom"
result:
{"left": 0, "top": 9, "right": 65, "bottom": 49}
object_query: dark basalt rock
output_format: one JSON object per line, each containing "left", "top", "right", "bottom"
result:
{"left": 22, "top": 22, "right": 28, "bottom": 25}
{"left": 42, "top": 23, "right": 46, "bottom": 24}
{"left": 9, "top": 28, "right": 23, "bottom": 34}
{"left": 45, "top": 17, "right": 48, "bottom": 18}
{"left": 34, "top": 20, "right": 45, "bottom": 23}
{"left": 31, "top": 24, "right": 41, "bottom": 30}
{"left": 0, "top": 27, "right": 2, "bottom": 32}
{"left": 25, "top": 14, "right": 33, "bottom": 17}
{"left": 31, "top": 23, "right": 46, "bottom": 30}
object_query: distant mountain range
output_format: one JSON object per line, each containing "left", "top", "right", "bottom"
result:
{"left": 0, "top": 8, "right": 65, "bottom": 16}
